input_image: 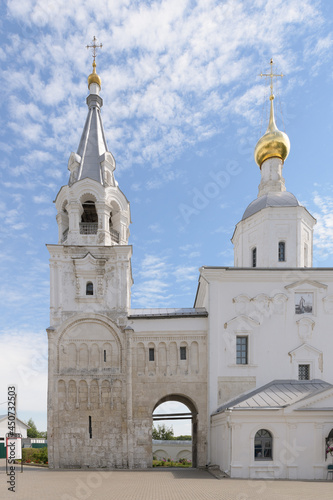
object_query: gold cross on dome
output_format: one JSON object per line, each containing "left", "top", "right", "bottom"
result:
{"left": 259, "top": 58, "right": 284, "bottom": 98}
{"left": 86, "top": 36, "right": 103, "bottom": 62}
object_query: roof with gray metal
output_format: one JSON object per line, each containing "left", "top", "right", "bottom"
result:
{"left": 128, "top": 307, "right": 208, "bottom": 318}
{"left": 213, "top": 379, "right": 333, "bottom": 414}
{"left": 76, "top": 94, "right": 109, "bottom": 184}
{"left": 0, "top": 414, "right": 29, "bottom": 427}
{"left": 242, "top": 192, "right": 300, "bottom": 220}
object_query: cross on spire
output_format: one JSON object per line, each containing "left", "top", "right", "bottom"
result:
{"left": 86, "top": 36, "right": 103, "bottom": 62}
{"left": 259, "top": 58, "right": 284, "bottom": 99}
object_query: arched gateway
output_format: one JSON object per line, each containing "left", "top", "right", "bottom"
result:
{"left": 153, "top": 395, "right": 198, "bottom": 467}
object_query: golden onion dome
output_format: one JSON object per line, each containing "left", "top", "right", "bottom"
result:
{"left": 254, "top": 95, "right": 290, "bottom": 168}
{"left": 88, "top": 61, "right": 101, "bottom": 88}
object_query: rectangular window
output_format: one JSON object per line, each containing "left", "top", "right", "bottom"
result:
{"left": 278, "top": 242, "right": 286, "bottom": 262}
{"left": 104, "top": 350, "right": 106, "bottom": 362}
{"left": 89, "top": 416, "right": 92, "bottom": 439}
{"left": 236, "top": 336, "right": 248, "bottom": 365}
{"left": 180, "top": 346, "right": 187, "bottom": 360}
{"left": 149, "top": 348, "right": 155, "bottom": 361}
{"left": 299, "top": 364, "right": 310, "bottom": 380}
{"left": 252, "top": 248, "right": 257, "bottom": 268}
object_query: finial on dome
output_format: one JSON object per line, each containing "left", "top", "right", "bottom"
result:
{"left": 254, "top": 59, "right": 290, "bottom": 168}
{"left": 86, "top": 36, "right": 103, "bottom": 89}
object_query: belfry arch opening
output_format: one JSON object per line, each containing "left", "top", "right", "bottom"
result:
{"left": 80, "top": 200, "right": 98, "bottom": 235}
{"left": 152, "top": 395, "right": 198, "bottom": 468}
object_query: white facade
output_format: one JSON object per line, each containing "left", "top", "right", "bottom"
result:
{"left": 47, "top": 63, "right": 333, "bottom": 478}
{"left": 153, "top": 440, "right": 192, "bottom": 461}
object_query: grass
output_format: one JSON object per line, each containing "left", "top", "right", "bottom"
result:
{"left": 152, "top": 458, "right": 192, "bottom": 468}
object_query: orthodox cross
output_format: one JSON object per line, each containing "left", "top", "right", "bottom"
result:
{"left": 86, "top": 36, "right": 103, "bottom": 62}
{"left": 259, "top": 58, "right": 284, "bottom": 98}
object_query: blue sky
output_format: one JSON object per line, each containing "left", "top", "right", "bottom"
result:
{"left": 1, "top": 0, "right": 333, "bottom": 434}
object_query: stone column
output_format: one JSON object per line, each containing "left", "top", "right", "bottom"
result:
{"left": 46, "top": 327, "right": 57, "bottom": 468}
{"left": 125, "top": 326, "right": 134, "bottom": 468}
{"left": 67, "top": 201, "right": 81, "bottom": 244}
{"left": 96, "top": 202, "right": 111, "bottom": 245}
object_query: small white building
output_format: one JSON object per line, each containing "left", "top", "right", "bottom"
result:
{"left": 0, "top": 415, "right": 29, "bottom": 458}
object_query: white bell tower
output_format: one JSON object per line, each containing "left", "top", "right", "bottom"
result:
{"left": 47, "top": 40, "right": 134, "bottom": 469}
{"left": 47, "top": 50, "right": 132, "bottom": 326}
{"left": 232, "top": 60, "right": 316, "bottom": 268}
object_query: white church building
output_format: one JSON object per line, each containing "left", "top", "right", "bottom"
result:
{"left": 46, "top": 56, "right": 333, "bottom": 479}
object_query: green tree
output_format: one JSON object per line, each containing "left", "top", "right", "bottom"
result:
{"left": 26, "top": 418, "right": 47, "bottom": 439}
{"left": 27, "top": 418, "right": 39, "bottom": 438}
{"left": 174, "top": 435, "right": 192, "bottom": 441}
{"left": 152, "top": 424, "right": 174, "bottom": 440}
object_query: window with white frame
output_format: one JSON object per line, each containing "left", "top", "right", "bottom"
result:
{"left": 254, "top": 429, "right": 272, "bottom": 460}
{"left": 236, "top": 336, "right": 248, "bottom": 365}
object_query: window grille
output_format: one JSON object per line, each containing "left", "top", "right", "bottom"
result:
{"left": 236, "top": 336, "right": 248, "bottom": 365}
{"left": 298, "top": 364, "right": 310, "bottom": 380}
{"left": 278, "top": 241, "right": 286, "bottom": 262}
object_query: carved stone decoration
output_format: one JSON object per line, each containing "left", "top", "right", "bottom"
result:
{"left": 318, "top": 353, "right": 323, "bottom": 372}
{"left": 272, "top": 293, "right": 288, "bottom": 314}
{"left": 232, "top": 294, "right": 250, "bottom": 315}
{"left": 97, "top": 232, "right": 105, "bottom": 244}
{"left": 288, "top": 343, "right": 323, "bottom": 375}
{"left": 67, "top": 152, "right": 81, "bottom": 187}
{"left": 323, "top": 295, "right": 333, "bottom": 314}
{"left": 232, "top": 293, "right": 288, "bottom": 318}
{"left": 296, "top": 317, "right": 315, "bottom": 341}
{"left": 97, "top": 277, "right": 103, "bottom": 296}
{"left": 224, "top": 315, "right": 260, "bottom": 331}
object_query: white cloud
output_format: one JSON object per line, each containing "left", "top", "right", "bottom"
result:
{"left": 312, "top": 192, "right": 333, "bottom": 261}
{"left": 188, "top": 251, "right": 200, "bottom": 258}
{"left": 174, "top": 266, "right": 198, "bottom": 282}
{"left": 3, "top": 0, "right": 327, "bottom": 177}
{"left": 37, "top": 208, "right": 55, "bottom": 216}
{"left": 0, "top": 329, "right": 47, "bottom": 421}
{"left": 149, "top": 223, "right": 163, "bottom": 233}
{"left": 33, "top": 194, "right": 50, "bottom": 204}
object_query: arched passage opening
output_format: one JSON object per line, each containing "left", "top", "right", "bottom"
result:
{"left": 152, "top": 394, "right": 198, "bottom": 468}
{"left": 326, "top": 428, "right": 333, "bottom": 459}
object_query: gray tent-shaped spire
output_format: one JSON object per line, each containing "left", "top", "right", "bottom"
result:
{"left": 67, "top": 59, "right": 116, "bottom": 187}
{"left": 76, "top": 92, "right": 109, "bottom": 184}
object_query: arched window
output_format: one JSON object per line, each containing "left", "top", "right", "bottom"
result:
{"left": 326, "top": 429, "right": 333, "bottom": 459}
{"left": 86, "top": 282, "right": 93, "bottom": 295}
{"left": 252, "top": 247, "right": 257, "bottom": 268}
{"left": 80, "top": 201, "right": 98, "bottom": 235}
{"left": 278, "top": 241, "right": 286, "bottom": 262}
{"left": 81, "top": 201, "right": 98, "bottom": 223}
{"left": 254, "top": 429, "right": 272, "bottom": 460}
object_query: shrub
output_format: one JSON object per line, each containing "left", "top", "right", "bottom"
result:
{"left": 22, "top": 447, "right": 48, "bottom": 464}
